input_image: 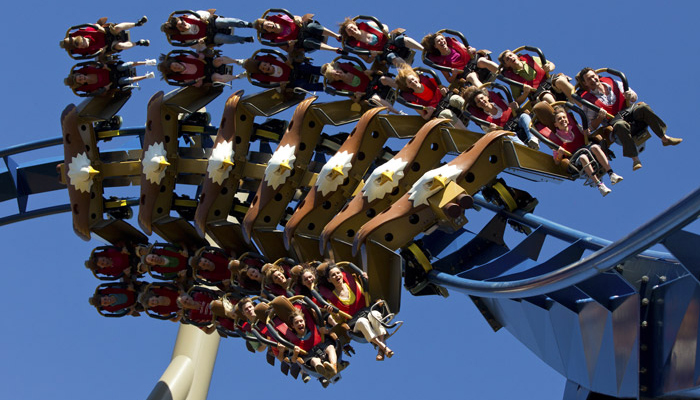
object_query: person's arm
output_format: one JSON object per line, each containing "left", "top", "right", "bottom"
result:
{"left": 418, "top": 106, "right": 434, "bottom": 120}
{"left": 543, "top": 60, "right": 555, "bottom": 73}
{"left": 624, "top": 86, "right": 638, "bottom": 103}
{"left": 276, "top": 344, "right": 287, "bottom": 361}
{"left": 589, "top": 108, "right": 607, "bottom": 130}
{"left": 513, "top": 84, "right": 532, "bottom": 104}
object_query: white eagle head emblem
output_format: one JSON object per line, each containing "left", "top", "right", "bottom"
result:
{"left": 67, "top": 152, "right": 99, "bottom": 193}
{"left": 207, "top": 140, "right": 234, "bottom": 185}
{"left": 316, "top": 151, "right": 354, "bottom": 196}
{"left": 142, "top": 142, "right": 170, "bottom": 185}
{"left": 362, "top": 157, "right": 407, "bottom": 202}
{"left": 265, "top": 144, "right": 296, "bottom": 190}
{"left": 408, "top": 164, "right": 463, "bottom": 206}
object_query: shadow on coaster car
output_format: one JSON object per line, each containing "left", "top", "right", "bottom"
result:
{"left": 245, "top": 49, "right": 322, "bottom": 93}
{"left": 231, "top": 252, "right": 268, "bottom": 294}
{"left": 190, "top": 246, "right": 233, "bottom": 288}
{"left": 323, "top": 55, "right": 396, "bottom": 106}
{"left": 180, "top": 286, "right": 221, "bottom": 329}
{"left": 261, "top": 257, "right": 297, "bottom": 299}
{"left": 162, "top": 10, "right": 238, "bottom": 48}
{"left": 65, "top": 61, "right": 137, "bottom": 97}
{"left": 61, "top": 22, "right": 130, "bottom": 60}
{"left": 139, "top": 282, "right": 183, "bottom": 320}
{"left": 422, "top": 28, "right": 493, "bottom": 85}
{"left": 89, "top": 282, "right": 141, "bottom": 317}
{"left": 341, "top": 15, "right": 415, "bottom": 66}
{"left": 573, "top": 67, "right": 652, "bottom": 152}
{"left": 161, "top": 50, "right": 233, "bottom": 87}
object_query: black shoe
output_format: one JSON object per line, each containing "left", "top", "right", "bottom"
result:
{"left": 245, "top": 22, "right": 253, "bottom": 28}
{"left": 136, "top": 39, "right": 150, "bottom": 47}
{"left": 245, "top": 36, "right": 255, "bottom": 43}
{"left": 135, "top": 16, "right": 148, "bottom": 27}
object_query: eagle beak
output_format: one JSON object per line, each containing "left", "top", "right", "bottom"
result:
{"left": 430, "top": 175, "right": 448, "bottom": 191}
{"left": 159, "top": 157, "right": 171, "bottom": 169}
{"left": 379, "top": 170, "right": 394, "bottom": 185}
{"left": 277, "top": 161, "right": 292, "bottom": 173}
{"left": 221, "top": 158, "right": 234, "bottom": 169}
{"left": 88, "top": 166, "right": 100, "bottom": 178}
{"left": 329, "top": 165, "right": 345, "bottom": 180}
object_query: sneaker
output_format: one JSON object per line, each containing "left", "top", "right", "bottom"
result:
{"left": 598, "top": 183, "right": 611, "bottom": 197}
{"left": 145, "top": 59, "right": 157, "bottom": 66}
{"left": 135, "top": 16, "right": 148, "bottom": 27}
{"left": 244, "top": 36, "right": 255, "bottom": 43}
{"left": 527, "top": 136, "right": 540, "bottom": 149}
{"left": 633, "top": 160, "right": 643, "bottom": 171}
{"left": 609, "top": 173, "right": 623, "bottom": 185}
{"left": 145, "top": 72, "right": 155, "bottom": 79}
{"left": 245, "top": 21, "right": 254, "bottom": 28}
{"left": 663, "top": 136, "right": 682, "bottom": 146}
{"left": 136, "top": 39, "right": 150, "bottom": 47}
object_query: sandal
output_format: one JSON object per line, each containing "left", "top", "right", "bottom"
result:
{"left": 376, "top": 350, "right": 384, "bottom": 361}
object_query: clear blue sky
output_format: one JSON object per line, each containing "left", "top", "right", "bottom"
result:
{"left": 1, "top": 1, "right": 698, "bottom": 399}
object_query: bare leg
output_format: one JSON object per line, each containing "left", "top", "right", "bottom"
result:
{"left": 113, "top": 41, "right": 134, "bottom": 50}
{"left": 590, "top": 145, "right": 611, "bottom": 172}
{"left": 553, "top": 75, "right": 575, "bottom": 100}
{"left": 110, "top": 22, "right": 136, "bottom": 34}
{"left": 319, "top": 42, "right": 342, "bottom": 52}
{"left": 322, "top": 27, "right": 341, "bottom": 41}
{"left": 540, "top": 93, "right": 556, "bottom": 104}
{"left": 466, "top": 71, "right": 483, "bottom": 87}
{"left": 325, "top": 345, "right": 337, "bottom": 366}
{"left": 477, "top": 58, "right": 499, "bottom": 74}
{"left": 370, "top": 94, "right": 402, "bottom": 114}
{"left": 213, "top": 56, "right": 236, "bottom": 67}
{"left": 577, "top": 154, "right": 598, "bottom": 183}
{"left": 403, "top": 36, "right": 423, "bottom": 52}
{"left": 212, "top": 73, "right": 236, "bottom": 84}
{"left": 379, "top": 76, "right": 397, "bottom": 88}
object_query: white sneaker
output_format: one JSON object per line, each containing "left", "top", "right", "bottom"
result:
{"left": 598, "top": 183, "right": 611, "bottom": 197}
{"left": 145, "top": 59, "right": 157, "bottom": 66}
{"left": 609, "top": 173, "right": 623, "bottom": 185}
{"left": 527, "top": 136, "right": 540, "bottom": 149}
{"left": 145, "top": 71, "right": 155, "bottom": 79}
